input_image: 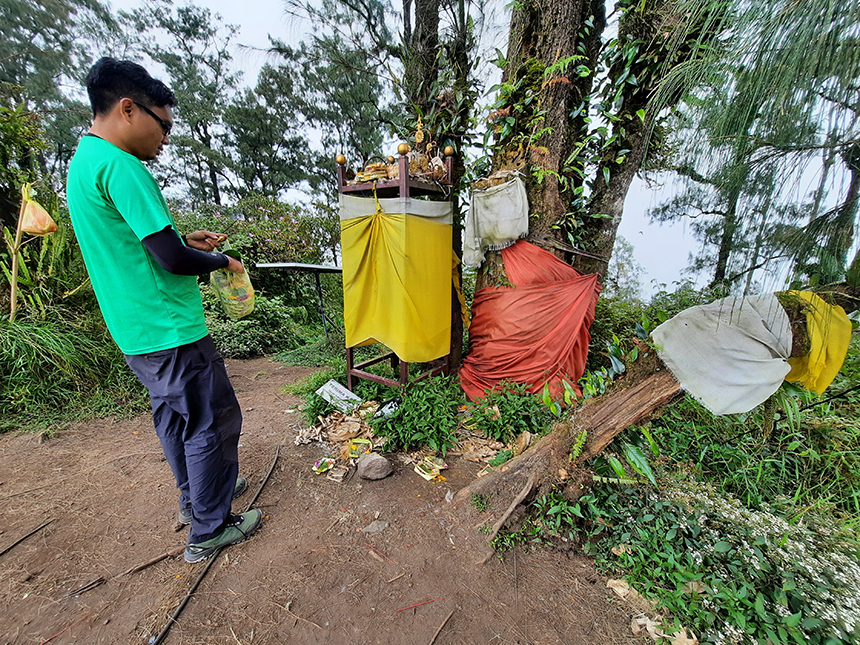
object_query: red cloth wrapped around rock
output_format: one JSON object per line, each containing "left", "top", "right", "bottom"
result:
{"left": 459, "top": 240, "right": 601, "bottom": 400}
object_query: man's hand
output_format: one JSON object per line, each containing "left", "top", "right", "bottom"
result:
{"left": 225, "top": 255, "right": 246, "bottom": 273}
{"left": 185, "top": 230, "right": 227, "bottom": 252}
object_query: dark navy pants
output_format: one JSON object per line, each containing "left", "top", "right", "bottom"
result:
{"left": 125, "top": 335, "right": 241, "bottom": 543}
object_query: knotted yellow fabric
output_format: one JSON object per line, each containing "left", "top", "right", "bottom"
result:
{"left": 786, "top": 291, "right": 852, "bottom": 394}
{"left": 340, "top": 194, "right": 453, "bottom": 363}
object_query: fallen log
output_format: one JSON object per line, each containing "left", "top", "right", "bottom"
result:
{"left": 457, "top": 366, "right": 681, "bottom": 536}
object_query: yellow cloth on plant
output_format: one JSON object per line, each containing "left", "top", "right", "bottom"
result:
{"left": 786, "top": 291, "right": 852, "bottom": 395}
{"left": 340, "top": 194, "right": 453, "bottom": 363}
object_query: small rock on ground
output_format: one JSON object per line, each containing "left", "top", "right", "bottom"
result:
{"left": 362, "top": 520, "right": 389, "bottom": 534}
{"left": 357, "top": 453, "right": 393, "bottom": 480}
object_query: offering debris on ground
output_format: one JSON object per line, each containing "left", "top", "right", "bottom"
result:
{"left": 414, "top": 456, "right": 448, "bottom": 481}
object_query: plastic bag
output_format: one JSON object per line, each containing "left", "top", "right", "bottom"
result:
{"left": 210, "top": 252, "right": 255, "bottom": 319}
{"left": 20, "top": 183, "right": 57, "bottom": 236}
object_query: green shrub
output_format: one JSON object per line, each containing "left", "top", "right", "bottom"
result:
{"left": 470, "top": 380, "right": 551, "bottom": 443}
{"left": 587, "top": 296, "right": 645, "bottom": 371}
{"left": 645, "top": 279, "right": 724, "bottom": 321}
{"left": 372, "top": 374, "right": 465, "bottom": 455}
{"left": 202, "top": 288, "right": 305, "bottom": 359}
{"left": 173, "top": 194, "right": 339, "bottom": 299}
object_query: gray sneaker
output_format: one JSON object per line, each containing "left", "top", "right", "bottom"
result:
{"left": 184, "top": 509, "right": 263, "bottom": 563}
{"left": 177, "top": 477, "right": 248, "bottom": 525}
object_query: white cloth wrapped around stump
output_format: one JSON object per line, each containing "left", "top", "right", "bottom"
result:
{"left": 651, "top": 294, "right": 792, "bottom": 415}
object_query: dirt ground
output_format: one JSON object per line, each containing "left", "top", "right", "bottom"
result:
{"left": 0, "top": 356, "right": 645, "bottom": 645}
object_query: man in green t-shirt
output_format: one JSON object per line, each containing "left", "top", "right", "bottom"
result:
{"left": 67, "top": 57, "right": 262, "bottom": 563}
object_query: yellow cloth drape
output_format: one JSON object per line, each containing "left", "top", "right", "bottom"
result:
{"left": 786, "top": 291, "right": 852, "bottom": 394}
{"left": 340, "top": 200, "right": 452, "bottom": 363}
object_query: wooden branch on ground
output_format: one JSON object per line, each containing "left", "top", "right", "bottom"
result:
{"left": 0, "top": 519, "right": 54, "bottom": 558}
{"left": 458, "top": 367, "right": 682, "bottom": 548}
{"left": 482, "top": 473, "right": 537, "bottom": 551}
{"left": 119, "top": 546, "right": 185, "bottom": 576}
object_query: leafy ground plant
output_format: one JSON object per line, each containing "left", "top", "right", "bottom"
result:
{"left": 372, "top": 374, "right": 465, "bottom": 455}
{"left": 470, "top": 380, "right": 551, "bottom": 443}
{"left": 471, "top": 493, "right": 492, "bottom": 513}
{"left": 581, "top": 480, "right": 860, "bottom": 645}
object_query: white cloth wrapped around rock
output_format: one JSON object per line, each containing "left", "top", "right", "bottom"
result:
{"left": 464, "top": 175, "right": 529, "bottom": 266}
{"left": 651, "top": 294, "right": 792, "bottom": 415}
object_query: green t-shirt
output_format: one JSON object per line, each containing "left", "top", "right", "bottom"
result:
{"left": 67, "top": 135, "right": 209, "bottom": 355}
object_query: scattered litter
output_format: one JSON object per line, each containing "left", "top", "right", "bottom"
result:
{"left": 327, "top": 418, "right": 362, "bottom": 442}
{"left": 313, "top": 457, "right": 336, "bottom": 474}
{"left": 357, "top": 400, "right": 380, "bottom": 419}
{"left": 315, "top": 379, "right": 361, "bottom": 413}
{"left": 630, "top": 614, "right": 699, "bottom": 644}
{"left": 414, "top": 456, "right": 448, "bottom": 481}
{"left": 362, "top": 520, "right": 389, "bottom": 534}
{"left": 295, "top": 424, "right": 326, "bottom": 446}
{"left": 373, "top": 398, "right": 401, "bottom": 420}
{"left": 326, "top": 465, "right": 349, "bottom": 482}
{"left": 448, "top": 434, "right": 505, "bottom": 463}
{"left": 348, "top": 438, "right": 373, "bottom": 458}
{"left": 607, "top": 578, "right": 656, "bottom": 614}
{"left": 364, "top": 541, "right": 396, "bottom": 563}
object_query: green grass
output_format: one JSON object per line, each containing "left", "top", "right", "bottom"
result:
{"left": 0, "top": 313, "right": 148, "bottom": 432}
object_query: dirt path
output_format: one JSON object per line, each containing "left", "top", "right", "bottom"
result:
{"left": 0, "top": 357, "right": 642, "bottom": 645}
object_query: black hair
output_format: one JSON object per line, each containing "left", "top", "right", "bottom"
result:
{"left": 85, "top": 57, "right": 176, "bottom": 116}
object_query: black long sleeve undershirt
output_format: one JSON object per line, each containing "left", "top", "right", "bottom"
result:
{"left": 142, "top": 226, "right": 229, "bottom": 275}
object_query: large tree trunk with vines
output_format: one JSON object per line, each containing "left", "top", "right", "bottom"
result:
{"left": 573, "top": 0, "right": 694, "bottom": 275}
{"left": 504, "top": 0, "right": 605, "bottom": 247}
{"left": 476, "top": 0, "right": 604, "bottom": 292}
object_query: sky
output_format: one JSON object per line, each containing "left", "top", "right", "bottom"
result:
{"left": 107, "top": 0, "right": 701, "bottom": 297}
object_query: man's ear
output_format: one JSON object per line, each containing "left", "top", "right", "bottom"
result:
{"left": 118, "top": 98, "right": 135, "bottom": 123}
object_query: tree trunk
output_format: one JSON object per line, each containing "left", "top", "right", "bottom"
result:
{"left": 505, "top": 0, "right": 606, "bottom": 249}
{"left": 574, "top": 0, "right": 677, "bottom": 275}
{"left": 822, "top": 143, "right": 860, "bottom": 284}
{"left": 403, "top": 0, "right": 439, "bottom": 115}
{"left": 712, "top": 182, "right": 741, "bottom": 286}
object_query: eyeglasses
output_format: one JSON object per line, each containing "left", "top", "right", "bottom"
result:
{"left": 132, "top": 100, "right": 172, "bottom": 136}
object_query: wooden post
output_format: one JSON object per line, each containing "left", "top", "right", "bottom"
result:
{"left": 8, "top": 191, "right": 26, "bottom": 323}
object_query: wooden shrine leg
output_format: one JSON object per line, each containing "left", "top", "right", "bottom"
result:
{"left": 346, "top": 347, "right": 355, "bottom": 391}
